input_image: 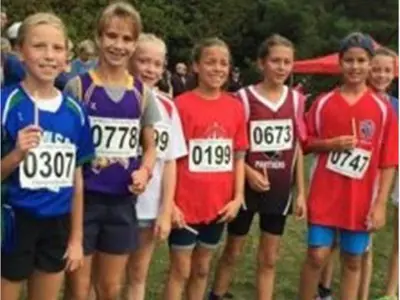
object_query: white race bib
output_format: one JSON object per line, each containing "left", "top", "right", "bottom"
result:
{"left": 154, "top": 123, "right": 170, "bottom": 159}
{"left": 250, "top": 119, "right": 293, "bottom": 152}
{"left": 20, "top": 143, "right": 76, "bottom": 189}
{"left": 189, "top": 139, "right": 233, "bottom": 172}
{"left": 326, "top": 148, "right": 371, "bottom": 179}
{"left": 90, "top": 117, "right": 140, "bottom": 158}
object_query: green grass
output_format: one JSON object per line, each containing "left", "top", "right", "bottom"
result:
{"left": 144, "top": 212, "right": 395, "bottom": 299}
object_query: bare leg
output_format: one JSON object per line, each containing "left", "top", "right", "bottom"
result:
{"left": 211, "top": 235, "right": 246, "bottom": 297}
{"left": 1, "top": 278, "right": 23, "bottom": 300}
{"left": 162, "top": 248, "right": 192, "bottom": 300}
{"left": 298, "top": 247, "right": 332, "bottom": 300}
{"left": 27, "top": 270, "right": 64, "bottom": 300}
{"left": 257, "top": 232, "right": 282, "bottom": 300}
{"left": 340, "top": 252, "right": 362, "bottom": 300}
{"left": 95, "top": 252, "right": 129, "bottom": 300}
{"left": 186, "top": 245, "right": 215, "bottom": 300}
{"left": 126, "top": 228, "right": 156, "bottom": 300}
{"left": 385, "top": 208, "right": 398, "bottom": 296}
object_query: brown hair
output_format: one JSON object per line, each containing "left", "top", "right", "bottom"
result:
{"left": 96, "top": 1, "right": 142, "bottom": 41}
{"left": 17, "top": 12, "right": 67, "bottom": 47}
{"left": 192, "top": 37, "right": 230, "bottom": 63}
{"left": 258, "top": 34, "right": 294, "bottom": 60}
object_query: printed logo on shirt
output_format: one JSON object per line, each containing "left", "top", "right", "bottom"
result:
{"left": 359, "top": 119, "right": 375, "bottom": 142}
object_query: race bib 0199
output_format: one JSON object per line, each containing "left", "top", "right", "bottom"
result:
{"left": 90, "top": 117, "right": 140, "bottom": 158}
{"left": 250, "top": 119, "right": 293, "bottom": 152}
{"left": 154, "top": 122, "right": 170, "bottom": 159}
{"left": 326, "top": 148, "right": 371, "bottom": 179}
{"left": 20, "top": 143, "right": 76, "bottom": 189}
{"left": 189, "top": 139, "right": 233, "bottom": 172}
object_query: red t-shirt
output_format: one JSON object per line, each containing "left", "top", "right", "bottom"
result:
{"left": 306, "top": 89, "right": 398, "bottom": 231}
{"left": 174, "top": 91, "right": 249, "bottom": 224}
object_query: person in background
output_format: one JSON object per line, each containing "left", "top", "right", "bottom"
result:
{"left": 70, "top": 39, "right": 96, "bottom": 76}
{"left": 227, "top": 66, "right": 242, "bottom": 92}
{"left": 3, "top": 22, "right": 25, "bottom": 87}
{"left": 171, "top": 62, "right": 188, "bottom": 97}
{"left": 55, "top": 39, "right": 75, "bottom": 90}
{"left": 1, "top": 6, "right": 8, "bottom": 32}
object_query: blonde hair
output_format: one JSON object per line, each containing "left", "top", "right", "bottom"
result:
{"left": 136, "top": 33, "right": 167, "bottom": 55}
{"left": 258, "top": 34, "right": 294, "bottom": 60}
{"left": 374, "top": 47, "right": 397, "bottom": 59}
{"left": 77, "top": 39, "right": 95, "bottom": 55}
{"left": 97, "top": 1, "right": 142, "bottom": 41}
{"left": 16, "top": 12, "right": 67, "bottom": 47}
{"left": 192, "top": 37, "right": 230, "bottom": 63}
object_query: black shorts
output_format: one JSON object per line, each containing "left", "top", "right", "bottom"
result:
{"left": 2, "top": 208, "right": 69, "bottom": 282}
{"left": 227, "top": 209, "right": 287, "bottom": 236}
{"left": 83, "top": 192, "right": 139, "bottom": 255}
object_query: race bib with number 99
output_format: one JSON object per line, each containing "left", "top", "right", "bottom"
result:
{"left": 189, "top": 139, "right": 232, "bottom": 172}
{"left": 154, "top": 123, "right": 170, "bottom": 159}
{"left": 90, "top": 117, "right": 140, "bottom": 158}
{"left": 20, "top": 143, "right": 76, "bottom": 189}
{"left": 326, "top": 148, "right": 371, "bottom": 179}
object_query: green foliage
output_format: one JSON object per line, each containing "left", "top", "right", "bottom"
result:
{"left": 3, "top": 0, "right": 398, "bottom": 90}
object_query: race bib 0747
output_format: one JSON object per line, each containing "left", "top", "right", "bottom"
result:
{"left": 326, "top": 148, "right": 371, "bottom": 179}
{"left": 250, "top": 119, "right": 293, "bottom": 152}
{"left": 20, "top": 143, "right": 76, "bottom": 189}
{"left": 189, "top": 139, "right": 233, "bottom": 172}
{"left": 90, "top": 117, "right": 140, "bottom": 158}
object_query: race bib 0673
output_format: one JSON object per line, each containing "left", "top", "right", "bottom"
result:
{"left": 326, "top": 148, "right": 371, "bottom": 179}
{"left": 250, "top": 119, "right": 293, "bottom": 152}
{"left": 20, "top": 143, "right": 76, "bottom": 189}
{"left": 90, "top": 117, "right": 140, "bottom": 158}
{"left": 189, "top": 139, "right": 233, "bottom": 172}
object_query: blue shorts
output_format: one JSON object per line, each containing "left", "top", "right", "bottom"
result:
{"left": 168, "top": 221, "right": 225, "bottom": 250}
{"left": 83, "top": 192, "right": 139, "bottom": 255}
{"left": 308, "top": 224, "right": 370, "bottom": 255}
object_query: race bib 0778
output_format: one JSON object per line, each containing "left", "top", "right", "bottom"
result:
{"left": 90, "top": 117, "right": 140, "bottom": 158}
{"left": 326, "top": 148, "right": 371, "bottom": 179}
{"left": 20, "top": 143, "right": 76, "bottom": 189}
{"left": 189, "top": 139, "right": 233, "bottom": 172}
{"left": 250, "top": 119, "right": 293, "bottom": 152}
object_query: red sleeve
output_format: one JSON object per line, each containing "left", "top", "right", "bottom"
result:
{"left": 295, "top": 92, "right": 308, "bottom": 146}
{"left": 301, "top": 98, "right": 320, "bottom": 153}
{"left": 379, "top": 105, "right": 398, "bottom": 168}
{"left": 234, "top": 103, "right": 249, "bottom": 151}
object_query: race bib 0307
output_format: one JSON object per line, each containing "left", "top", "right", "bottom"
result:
{"left": 189, "top": 139, "right": 233, "bottom": 172}
{"left": 20, "top": 143, "right": 76, "bottom": 189}
{"left": 250, "top": 119, "right": 293, "bottom": 152}
{"left": 90, "top": 117, "right": 140, "bottom": 158}
{"left": 326, "top": 148, "right": 371, "bottom": 179}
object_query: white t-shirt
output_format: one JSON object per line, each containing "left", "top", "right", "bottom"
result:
{"left": 136, "top": 90, "right": 187, "bottom": 219}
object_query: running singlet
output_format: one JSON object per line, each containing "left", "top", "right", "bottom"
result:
{"left": 66, "top": 71, "right": 146, "bottom": 196}
{"left": 238, "top": 85, "right": 302, "bottom": 215}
